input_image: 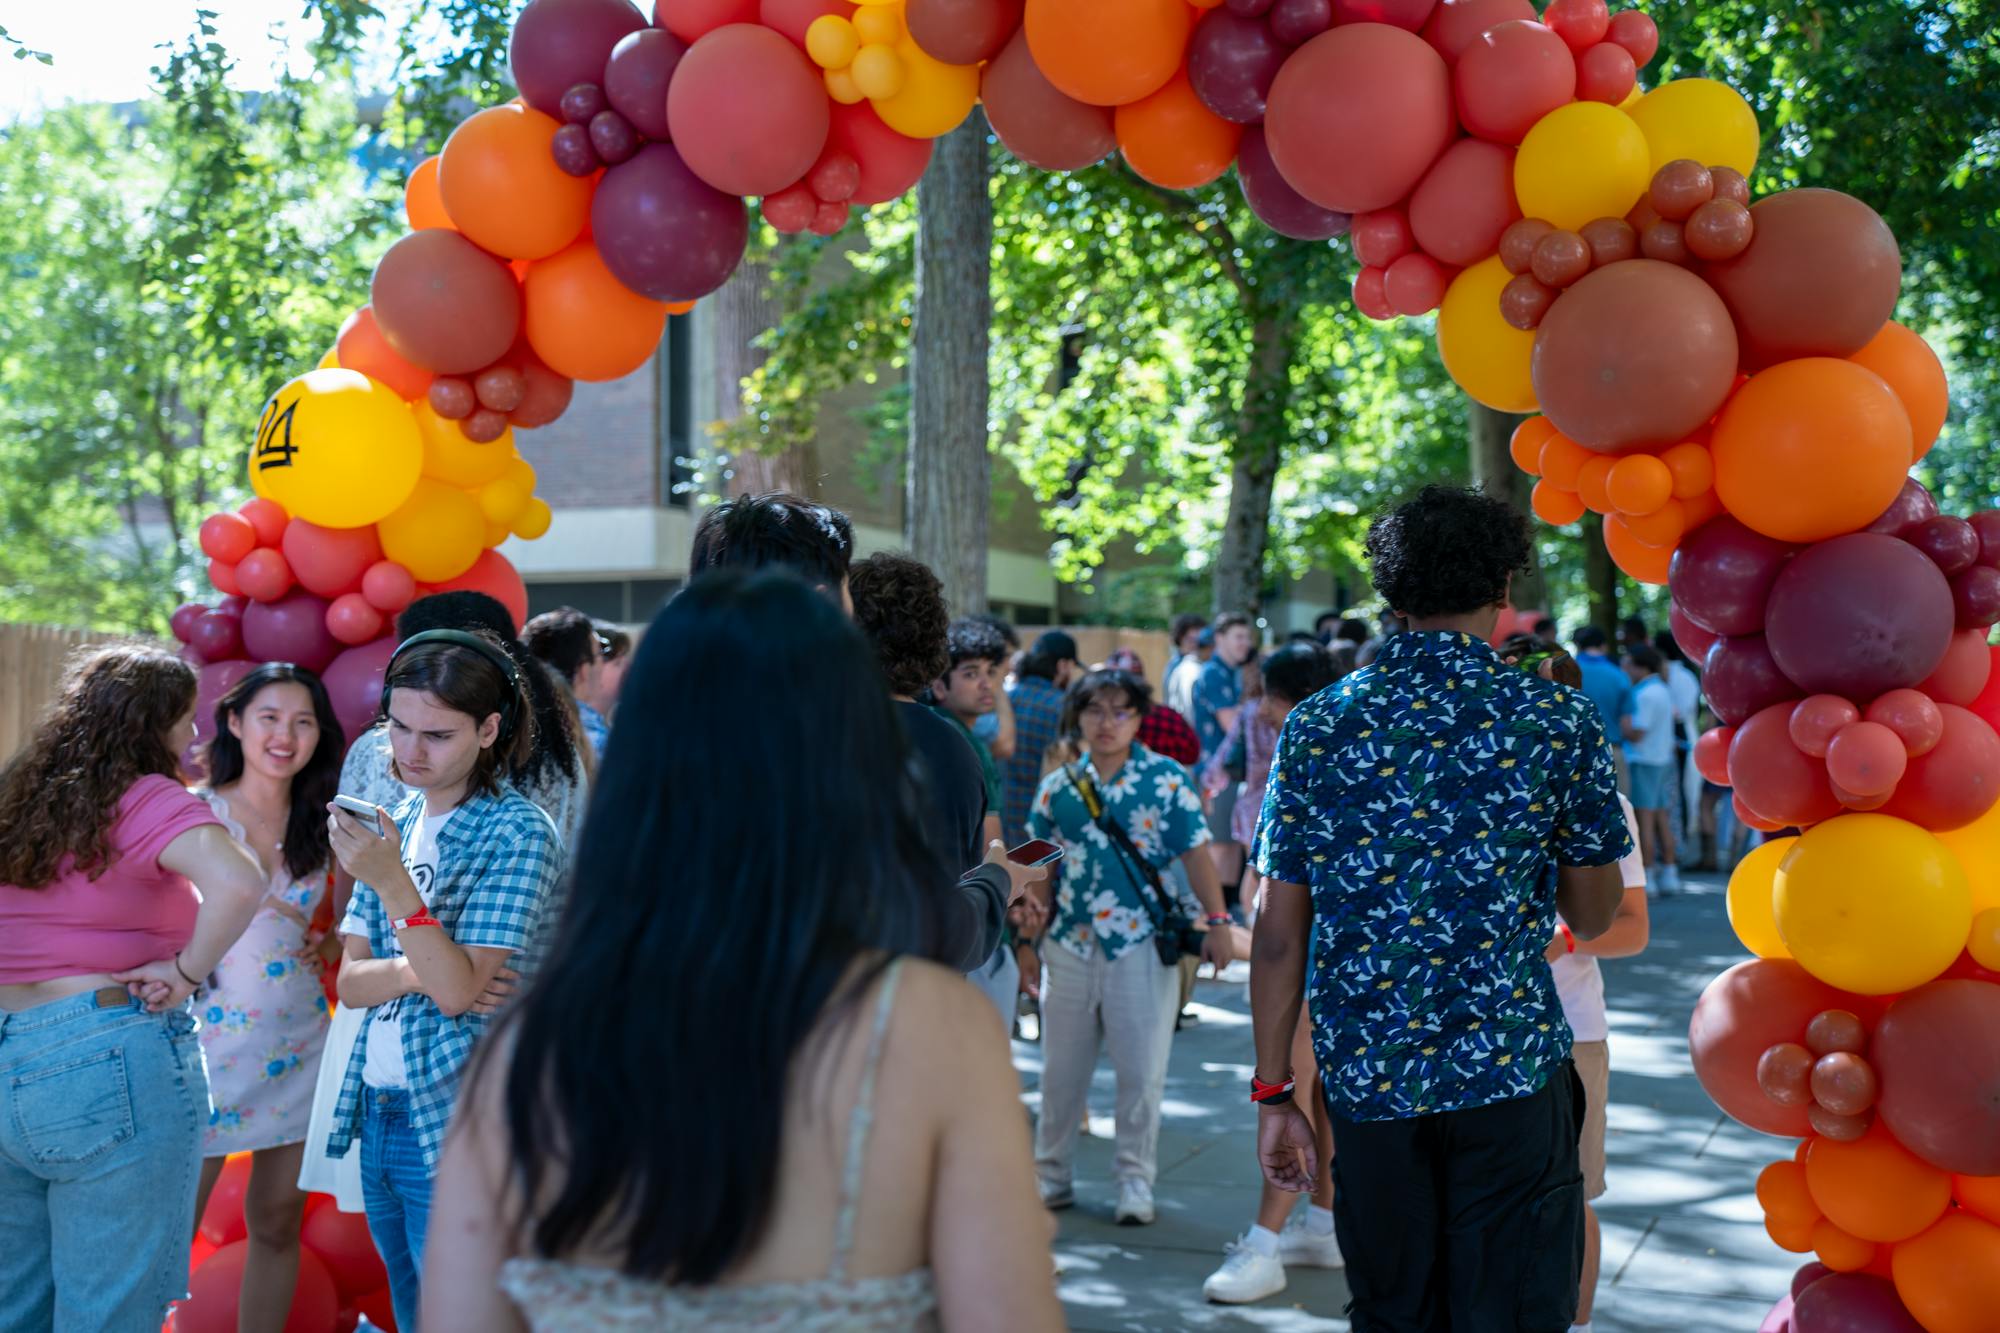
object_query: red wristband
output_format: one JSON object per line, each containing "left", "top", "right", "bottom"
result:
{"left": 1251, "top": 1073, "right": 1296, "bottom": 1104}
{"left": 392, "top": 912, "right": 441, "bottom": 931}
{"left": 1557, "top": 922, "right": 1576, "bottom": 955}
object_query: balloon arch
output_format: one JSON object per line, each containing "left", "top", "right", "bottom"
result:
{"left": 167, "top": 0, "right": 1999, "bottom": 1325}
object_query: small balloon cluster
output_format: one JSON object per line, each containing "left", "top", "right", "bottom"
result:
{"left": 1756, "top": 1008, "right": 1880, "bottom": 1142}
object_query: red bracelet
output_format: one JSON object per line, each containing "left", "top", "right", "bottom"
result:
{"left": 1251, "top": 1073, "right": 1296, "bottom": 1104}
{"left": 392, "top": 912, "right": 441, "bottom": 931}
{"left": 1557, "top": 922, "right": 1576, "bottom": 955}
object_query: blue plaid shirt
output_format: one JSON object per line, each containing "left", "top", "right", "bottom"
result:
{"left": 327, "top": 788, "right": 563, "bottom": 1170}
{"left": 577, "top": 700, "right": 610, "bottom": 759}
{"left": 1001, "top": 676, "right": 1066, "bottom": 847}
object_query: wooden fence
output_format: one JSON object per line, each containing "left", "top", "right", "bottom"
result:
{"left": 0, "top": 624, "right": 147, "bottom": 762}
{"left": 1018, "top": 626, "right": 1174, "bottom": 687}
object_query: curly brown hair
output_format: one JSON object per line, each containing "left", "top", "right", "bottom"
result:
{"left": 848, "top": 552, "right": 951, "bottom": 697}
{"left": 0, "top": 643, "right": 196, "bottom": 888}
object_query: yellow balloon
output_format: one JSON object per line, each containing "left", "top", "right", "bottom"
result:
{"left": 1936, "top": 801, "right": 2000, "bottom": 917}
{"left": 414, "top": 402, "right": 515, "bottom": 489}
{"left": 1774, "top": 814, "right": 1972, "bottom": 995}
{"left": 852, "top": 3, "right": 901, "bottom": 44}
{"left": 250, "top": 369, "right": 422, "bottom": 529}
{"left": 825, "top": 66, "right": 866, "bottom": 106}
{"left": 1970, "top": 908, "right": 2000, "bottom": 972}
{"left": 513, "top": 496, "right": 553, "bottom": 541}
{"left": 851, "top": 44, "right": 905, "bottom": 100}
{"left": 316, "top": 347, "right": 340, "bottom": 370}
{"left": 1515, "top": 102, "right": 1652, "bottom": 231}
{"left": 1727, "top": 835, "right": 1796, "bottom": 959}
{"left": 1437, "top": 257, "right": 1538, "bottom": 414}
{"left": 503, "top": 457, "right": 537, "bottom": 495}
{"left": 377, "top": 477, "right": 486, "bottom": 582}
{"left": 483, "top": 517, "right": 511, "bottom": 549}
{"left": 872, "top": 38, "right": 978, "bottom": 139}
{"left": 1618, "top": 85, "right": 1641, "bottom": 110}
{"left": 1625, "top": 77, "right": 1760, "bottom": 178}
{"left": 805, "top": 14, "right": 858, "bottom": 70}
{"left": 477, "top": 472, "right": 531, "bottom": 526}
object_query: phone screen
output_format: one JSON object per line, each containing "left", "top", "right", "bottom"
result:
{"left": 1008, "top": 839, "right": 1064, "bottom": 868}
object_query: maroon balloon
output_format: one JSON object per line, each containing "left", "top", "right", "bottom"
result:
{"left": 1969, "top": 510, "right": 2000, "bottom": 566}
{"left": 1703, "top": 633, "right": 1798, "bottom": 727}
{"left": 589, "top": 109, "right": 640, "bottom": 164}
{"left": 1332, "top": 0, "right": 1438, "bottom": 27}
{"left": 240, "top": 591, "right": 341, "bottom": 675}
{"left": 1792, "top": 1273, "right": 1926, "bottom": 1333}
{"left": 320, "top": 635, "right": 399, "bottom": 748}
{"left": 1864, "top": 477, "right": 1938, "bottom": 536}
{"left": 1952, "top": 565, "right": 2000, "bottom": 628}
{"left": 1236, "top": 125, "right": 1349, "bottom": 241}
{"left": 171, "top": 603, "right": 207, "bottom": 645}
{"left": 1270, "top": 0, "right": 1334, "bottom": 45}
{"left": 591, "top": 143, "right": 749, "bottom": 303}
{"left": 551, "top": 123, "right": 602, "bottom": 176}
{"left": 1670, "top": 604, "right": 1721, "bottom": 662}
{"left": 1756, "top": 1041, "right": 1814, "bottom": 1107}
{"left": 510, "top": 0, "right": 648, "bottom": 117}
{"left": 369, "top": 230, "right": 523, "bottom": 375}
{"left": 979, "top": 28, "right": 1115, "bottom": 172}
{"left": 1669, "top": 516, "right": 1795, "bottom": 638}
{"left": 559, "top": 83, "right": 608, "bottom": 126}
{"left": 1764, "top": 533, "right": 1956, "bottom": 702}
{"left": 905, "top": 0, "right": 1024, "bottom": 66}
{"left": 510, "top": 352, "right": 575, "bottom": 429}
{"left": 1905, "top": 515, "right": 1980, "bottom": 576}
{"left": 1792, "top": 1263, "right": 1834, "bottom": 1302}
{"left": 1703, "top": 188, "right": 1904, "bottom": 371}
{"left": 604, "top": 28, "right": 685, "bottom": 142}
{"left": 1188, "top": 8, "right": 1288, "bottom": 124}
{"left": 190, "top": 609, "right": 246, "bottom": 664}
{"left": 429, "top": 376, "right": 476, "bottom": 419}
{"left": 1226, "top": 0, "right": 1276, "bottom": 13}
{"left": 1809, "top": 1052, "right": 1878, "bottom": 1116}
{"left": 1729, "top": 702, "right": 1841, "bottom": 828}
{"left": 1872, "top": 978, "right": 2000, "bottom": 1176}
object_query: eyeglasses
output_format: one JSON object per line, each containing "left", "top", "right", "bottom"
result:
{"left": 1080, "top": 705, "right": 1138, "bottom": 725}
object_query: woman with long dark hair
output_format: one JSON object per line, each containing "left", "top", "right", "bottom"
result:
{"left": 188, "top": 663, "right": 345, "bottom": 1328}
{"left": 423, "top": 571, "right": 1062, "bottom": 1332}
{"left": 0, "top": 644, "right": 267, "bottom": 1330}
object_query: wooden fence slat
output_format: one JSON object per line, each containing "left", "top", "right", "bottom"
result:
{"left": 0, "top": 624, "right": 161, "bottom": 764}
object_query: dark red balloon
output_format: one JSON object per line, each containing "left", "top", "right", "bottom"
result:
{"left": 370, "top": 231, "right": 523, "bottom": 375}
{"left": 462, "top": 407, "right": 510, "bottom": 443}
{"left": 429, "top": 377, "right": 476, "bottom": 420}
{"left": 1810, "top": 1052, "right": 1878, "bottom": 1116}
{"left": 1805, "top": 1008, "right": 1867, "bottom": 1055}
{"left": 1237, "top": 125, "right": 1349, "bottom": 241}
{"left": 1728, "top": 701, "right": 1841, "bottom": 828}
{"left": 171, "top": 603, "right": 207, "bottom": 645}
{"left": 1578, "top": 215, "right": 1637, "bottom": 266}
{"left": 591, "top": 143, "right": 748, "bottom": 303}
{"left": 1670, "top": 516, "right": 1795, "bottom": 638}
{"left": 1671, "top": 604, "right": 1722, "bottom": 663}
{"left": 1872, "top": 979, "right": 2000, "bottom": 1176}
{"left": 240, "top": 591, "right": 341, "bottom": 674}
{"left": 589, "top": 109, "right": 640, "bottom": 165}
{"left": 1906, "top": 515, "right": 1980, "bottom": 576}
{"left": 1953, "top": 565, "right": 2000, "bottom": 628}
{"left": 560, "top": 83, "right": 608, "bottom": 126}
{"left": 190, "top": 610, "right": 246, "bottom": 664}
{"left": 1683, "top": 197, "right": 1753, "bottom": 261}
{"left": 1764, "top": 533, "right": 1956, "bottom": 703}
{"left": 551, "top": 122, "right": 602, "bottom": 176}
{"left": 1703, "top": 633, "right": 1798, "bottom": 727}
{"left": 1269, "top": 0, "right": 1334, "bottom": 46}
{"left": 474, "top": 366, "right": 527, "bottom": 413}
{"left": 1878, "top": 704, "right": 2000, "bottom": 831}
{"left": 1864, "top": 478, "right": 1939, "bottom": 537}
{"left": 1649, "top": 159, "right": 1714, "bottom": 221}
{"left": 1528, "top": 229, "right": 1590, "bottom": 287}
{"left": 1757, "top": 1041, "right": 1814, "bottom": 1107}
{"left": 980, "top": 28, "right": 1114, "bottom": 172}
{"left": 510, "top": 0, "right": 648, "bottom": 117}
{"left": 1499, "top": 273, "right": 1555, "bottom": 331}
{"left": 1793, "top": 1274, "right": 1925, "bottom": 1332}
{"left": 1969, "top": 510, "right": 2000, "bottom": 566}
{"left": 508, "top": 347, "right": 575, "bottom": 430}
{"left": 1331, "top": 0, "right": 1438, "bottom": 27}
{"left": 604, "top": 28, "right": 686, "bottom": 142}
{"left": 906, "top": 0, "right": 1024, "bottom": 66}
{"left": 1498, "top": 216, "right": 1554, "bottom": 273}
{"left": 1188, "top": 9, "right": 1288, "bottom": 124}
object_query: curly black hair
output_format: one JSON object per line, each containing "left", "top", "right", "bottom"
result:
{"left": 1365, "top": 485, "right": 1531, "bottom": 620}
{"left": 945, "top": 617, "right": 1008, "bottom": 672}
{"left": 849, "top": 552, "right": 951, "bottom": 697}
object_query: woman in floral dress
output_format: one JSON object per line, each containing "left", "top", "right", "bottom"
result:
{"left": 190, "top": 664, "right": 345, "bottom": 1329}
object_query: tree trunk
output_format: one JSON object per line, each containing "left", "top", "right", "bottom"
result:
{"left": 906, "top": 109, "right": 993, "bottom": 616}
{"left": 1583, "top": 512, "right": 1619, "bottom": 634}
{"left": 713, "top": 254, "right": 820, "bottom": 498}
{"left": 1467, "top": 401, "right": 1547, "bottom": 613}
{"left": 1211, "top": 311, "right": 1296, "bottom": 616}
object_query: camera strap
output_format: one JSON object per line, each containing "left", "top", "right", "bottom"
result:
{"left": 1062, "top": 762, "right": 1183, "bottom": 929}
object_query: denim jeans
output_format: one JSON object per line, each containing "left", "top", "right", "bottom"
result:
{"left": 361, "top": 1087, "right": 433, "bottom": 1333}
{"left": 0, "top": 987, "right": 208, "bottom": 1333}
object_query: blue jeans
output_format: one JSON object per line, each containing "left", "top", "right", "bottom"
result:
{"left": 361, "top": 1087, "right": 432, "bottom": 1333}
{"left": 0, "top": 987, "right": 208, "bottom": 1333}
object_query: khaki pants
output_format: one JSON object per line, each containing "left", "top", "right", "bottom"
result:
{"left": 1034, "top": 942, "right": 1180, "bottom": 1188}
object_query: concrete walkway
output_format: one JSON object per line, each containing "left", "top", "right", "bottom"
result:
{"left": 1009, "top": 870, "right": 1801, "bottom": 1332}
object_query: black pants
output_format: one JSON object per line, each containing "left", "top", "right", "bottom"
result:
{"left": 1325, "top": 1063, "right": 1587, "bottom": 1333}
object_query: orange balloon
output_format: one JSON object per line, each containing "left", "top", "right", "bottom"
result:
{"left": 405, "top": 155, "right": 453, "bottom": 231}
{"left": 1115, "top": 68, "right": 1243, "bottom": 191}
{"left": 523, "top": 242, "right": 670, "bottom": 383}
{"left": 1577, "top": 455, "right": 1615, "bottom": 514}
{"left": 1624, "top": 497, "right": 1687, "bottom": 549}
{"left": 1811, "top": 1217, "right": 1878, "bottom": 1273}
{"left": 1682, "top": 488, "right": 1724, "bottom": 531}
{"left": 1511, "top": 416, "right": 1556, "bottom": 474}
{"left": 1662, "top": 441, "right": 1714, "bottom": 498}
{"left": 1023, "top": 0, "right": 1193, "bottom": 107}
{"left": 1757, "top": 1159, "right": 1820, "bottom": 1224}
{"left": 1891, "top": 1214, "right": 2000, "bottom": 1333}
{"left": 1766, "top": 1211, "right": 1817, "bottom": 1254}
{"left": 439, "top": 104, "right": 593, "bottom": 261}
{"left": 1607, "top": 453, "right": 1674, "bottom": 515}
{"left": 1849, "top": 320, "right": 1949, "bottom": 461}
{"left": 1711, "top": 357, "right": 1914, "bottom": 544}
{"left": 1538, "top": 431, "right": 1590, "bottom": 489}
{"left": 335, "top": 305, "right": 434, "bottom": 402}
{"left": 1805, "top": 1123, "right": 1953, "bottom": 1243}
{"left": 1605, "top": 514, "right": 1673, "bottom": 583}
{"left": 1956, "top": 1174, "right": 2000, "bottom": 1226}
{"left": 1532, "top": 479, "right": 1585, "bottom": 525}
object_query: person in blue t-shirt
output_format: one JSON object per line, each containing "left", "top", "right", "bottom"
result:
{"left": 1573, "top": 625, "right": 1637, "bottom": 790}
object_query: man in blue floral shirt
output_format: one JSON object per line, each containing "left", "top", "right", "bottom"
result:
{"left": 1250, "top": 486, "right": 1630, "bottom": 1331}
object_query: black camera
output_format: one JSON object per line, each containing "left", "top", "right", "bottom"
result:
{"left": 1152, "top": 914, "right": 1206, "bottom": 967}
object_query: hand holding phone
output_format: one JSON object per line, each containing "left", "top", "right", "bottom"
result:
{"left": 331, "top": 794, "right": 385, "bottom": 836}
{"left": 1006, "top": 839, "right": 1064, "bottom": 868}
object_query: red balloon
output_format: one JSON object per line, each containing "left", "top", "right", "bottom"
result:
{"left": 1575, "top": 39, "right": 1636, "bottom": 104}
{"left": 654, "top": 0, "right": 757, "bottom": 41}
{"left": 301, "top": 1204, "right": 388, "bottom": 1301}
{"left": 355, "top": 1284, "right": 399, "bottom": 1333}
{"left": 360, "top": 560, "right": 418, "bottom": 614}
{"left": 1825, "top": 721, "right": 1907, "bottom": 798}
{"left": 1605, "top": 9, "right": 1658, "bottom": 65}
{"left": 1705, "top": 633, "right": 1799, "bottom": 727}
{"left": 1353, "top": 266, "right": 1394, "bottom": 321}
{"left": 321, "top": 637, "right": 399, "bottom": 746}
{"left": 906, "top": 0, "right": 1024, "bottom": 66}
{"left": 1331, "top": 0, "right": 1437, "bottom": 27}
{"left": 979, "top": 28, "right": 1113, "bottom": 173}
{"left": 282, "top": 520, "right": 384, "bottom": 600}
{"left": 1384, "top": 253, "right": 1450, "bottom": 316}
{"left": 1873, "top": 979, "right": 2000, "bottom": 1176}
{"left": 236, "top": 548, "right": 296, "bottom": 604}
{"left": 1690, "top": 959, "right": 1878, "bottom": 1138}
{"left": 668, "top": 23, "right": 829, "bottom": 197}
{"left": 178, "top": 1242, "right": 339, "bottom": 1333}
{"left": 199, "top": 1154, "right": 252, "bottom": 1245}
{"left": 1693, "top": 724, "right": 1734, "bottom": 785}
{"left": 1865, "top": 689, "right": 1944, "bottom": 757}
{"left": 508, "top": 350, "right": 575, "bottom": 430}
{"left": 762, "top": 183, "right": 817, "bottom": 233}
{"left": 335, "top": 305, "right": 435, "bottom": 402}
{"left": 370, "top": 230, "right": 524, "bottom": 375}
{"left": 1454, "top": 20, "right": 1575, "bottom": 145}
{"left": 1728, "top": 702, "right": 1841, "bottom": 829}
{"left": 240, "top": 498, "right": 290, "bottom": 548}
{"left": 759, "top": 0, "right": 853, "bottom": 49}
{"left": 1408, "top": 137, "right": 1520, "bottom": 267}
{"left": 1542, "top": 0, "right": 1606, "bottom": 50}
{"left": 208, "top": 559, "right": 243, "bottom": 599}
{"left": 425, "top": 549, "right": 530, "bottom": 632}
{"left": 200, "top": 512, "right": 258, "bottom": 564}
{"left": 1918, "top": 630, "right": 1994, "bottom": 709}
{"left": 1350, "top": 207, "right": 1414, "bottom": 268}
{"left": 1264, "top": 24, "right": 1455, "bottom": 213}
{"left": 1421, "top": 0, "right": 1537, "bottom": 63}
{"left": 1789, "top": 695, "right": 1860, "bottom": 760}
{"left": 1878, "top": 704, "right": 2000, "bottom": 831}
{"left": 326, "top": 594, "right": 386, "bottom": 647}
{"left": 509, "top": 0, "right": 648, "bottom": 116}
{"left": 241, "top": 590, "right": 341, "bottom": 674}
{"left": 1671, "top": 603, "right": 1722, "bottom": 663}
{"left": 825, "top": 101, "right": 935, "bottom": 205}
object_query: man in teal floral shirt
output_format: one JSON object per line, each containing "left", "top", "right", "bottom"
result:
{"left": 1251, "top": 486, "right": 1629, "bottom": 1332}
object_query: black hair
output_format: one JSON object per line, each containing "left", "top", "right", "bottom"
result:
{"left": 597, "top": 624, "right": 632, "bottom": 662}
{"left": 1365, "top": 486, "right": 1531, "bottom": 620}
{"left": 1574, "top": 625, "right": 1610, "bottom": 652}
{"left": 1625, "top": 643, "right": 1666, "bottom": 675}
{"left": 1170, "top": 613, "right": 1206, "bottom": 646}
{"left": 382, "top": 631, "right": 536, "bottom": 798}
{"left": 1212, "top": 612, "right": 1252, "bottom": 636}
{"left": 848, "top": 552, "right": 950, "bottom": 697}
{"left": 203, "top": 664, "right": 345, "bottom": 881}
{"left": 969, "top": 612, "right": 1020, "bottom": 650}
{"left": 1336, "top": 617, "right": 1370, "bottom": 645}
{"left": 1262, "top": 641, "right": 1338, "bottom": 707}
{"left": 1621, "top": 615, "right": 1649, "bottom": 639}
{"left": 484, "top": 570, "right": 945, "bottom": 1284}
{"left": 1533, "top": 616, "right": 1559, "bottom": 639}
{"left": 397, "top": 591, "right": 583, "bottom": 795}
{"left": 1059, "top": 668, "right": 1151, "bottom": 736}
{"left": 688, "top": 492, "right": 854, "bottom": 593}
{"left": 1018, "top": 630, "right": 1079, "bottom": 683}
{"left": 522, "top": 608, "right": 601, "bottom": 685}
{"left": 944, "top": 617, "right": 1008, "bottom": 672}
{"left": 1653, "top": 629, "right": 1688, "bottom": 665}
{"left": 1284, "top": 630, "right": 1322, "bottom": 646}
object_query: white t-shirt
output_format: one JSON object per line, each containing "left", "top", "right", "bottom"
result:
{"left": 1625, "top": 677, "right": 1677, "bottom": 768}
{"left": 351, "top": 806, "right": 454, "bottom": 1090}
{"left": 1552, "top": 795, "right": 1645, "bottom": 1044}
{"left": 1665, "top": 661, "right": 1700, "bottom": 735}
{"left": 1165, "top": 655, "right": 1203, "bottom": 721}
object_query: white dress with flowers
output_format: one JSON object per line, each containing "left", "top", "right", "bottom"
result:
{"left": 194, "top": 790, "right": 333, "bottom": 1155}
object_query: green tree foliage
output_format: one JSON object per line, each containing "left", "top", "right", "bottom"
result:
{"left": 0, "top": 17, "right": 381, "bottom": 630}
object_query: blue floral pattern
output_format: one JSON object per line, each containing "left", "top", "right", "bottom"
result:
{"left": 1255, "top": 631, "right": 1630, "bottom": 1123}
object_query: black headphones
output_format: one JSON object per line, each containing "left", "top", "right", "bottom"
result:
{"left": 379, "top": 629, "right": 525, "bottom": 745}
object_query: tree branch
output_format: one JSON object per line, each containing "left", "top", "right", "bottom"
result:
{"left": 1113, "top": 166, "right": 1255, "bottom": 305}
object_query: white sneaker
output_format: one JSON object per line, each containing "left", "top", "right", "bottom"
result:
{"left": 1202, "top": 1237, "right": 1287, "bottom": 1304}
{"left": 1278, "top": 1212, "right": 1345, "bottom": 1269}
{"left": 1114, "top": 1179, "right": 1155, "bottom": 1225}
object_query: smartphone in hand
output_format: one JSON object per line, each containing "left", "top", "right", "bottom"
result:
{"left": 332, "top": 794, "right": 385, "bottom": 836}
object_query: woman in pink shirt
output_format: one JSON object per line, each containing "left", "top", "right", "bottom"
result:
{"left": 0, "top": 644, "right": 266, "bottom": 1332}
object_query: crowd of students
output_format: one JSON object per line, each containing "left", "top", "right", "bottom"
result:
{"left": 0, "top": 484, "right": 1709, "bottom": 1332}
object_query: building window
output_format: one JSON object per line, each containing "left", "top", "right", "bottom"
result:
{"left": 526, "top": 578, "right": 684, "bottom": 625}
{"left": 659, "top": 311, "right": 694, "bottom": 509}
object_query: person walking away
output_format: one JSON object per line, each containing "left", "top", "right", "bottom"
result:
{"left": 1573, "top": 626, "right": 1637, "bottom": 793}
{"left": 522, "top": 607, "right": 614, "bottom": 765}
{"left": 0, "top": 645, "right": 267, "bottom": 1332}
{"left": 1165, "top": 626, "right": 1212, "bottom": 721}
{"left": 421, "top": 571, "right": 1065, "bottom": 1332}
{"left": 1193, "top": 614, "right": 1258, "bottom": 904}
{"left": 1251, "top": 486, "right": 1630, "bottom": 1330}
{"left": 1029, "top": 670, "right": 1235, "bottom": 1227}
{"left": 579, "top": 623, "right": 631, "bottom": 755}
{"left": 1203, "top": 642, "right": 1345, "bottom": 1306}
{"left": 1654, "top": 631, "right": 1702, "bottom": 870}
{"left": 190, "top": 664, "right": 347, "bottom": 1329}
{"left": 1622, "top": 645, "right": 1681, "bottom": 893}
{"left": 1001, "top": 632, "right": 1081, "bottom": 847}
{"left": 325, "top": 631, "right": 563, "bottom": 1331}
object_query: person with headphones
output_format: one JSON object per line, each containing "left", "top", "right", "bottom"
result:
{"left": 321, "top": 630, "right": 564, "bottom": 1332}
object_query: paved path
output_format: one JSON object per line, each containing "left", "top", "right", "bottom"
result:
{"left": 1009, "top": 871, "right": 1800, "bottom": 1331}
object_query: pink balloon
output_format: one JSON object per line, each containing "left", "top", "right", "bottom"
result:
{"left": 1729, "top": 702, "right": 1842, "bottom": 828}
{"left": 361, "top": 561, "right": 418, "bottom": 614}
{"left": 1824, "top": 721, "right": 1907, "bottom": 798}
{"left": 1264, "top": 24, "right": 1454, "bottom": 214}
{"left": 326, "top": 594, "right": 387, "bottom": 647}
{"left": 668, "top": 23, "right": 829, "bottom": 197}
{"left": 1408, "top": 137, "right": 1520, "bottom": 267}
{"left": 1788, "top": 695, "right": 1860, "bottom": 759}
